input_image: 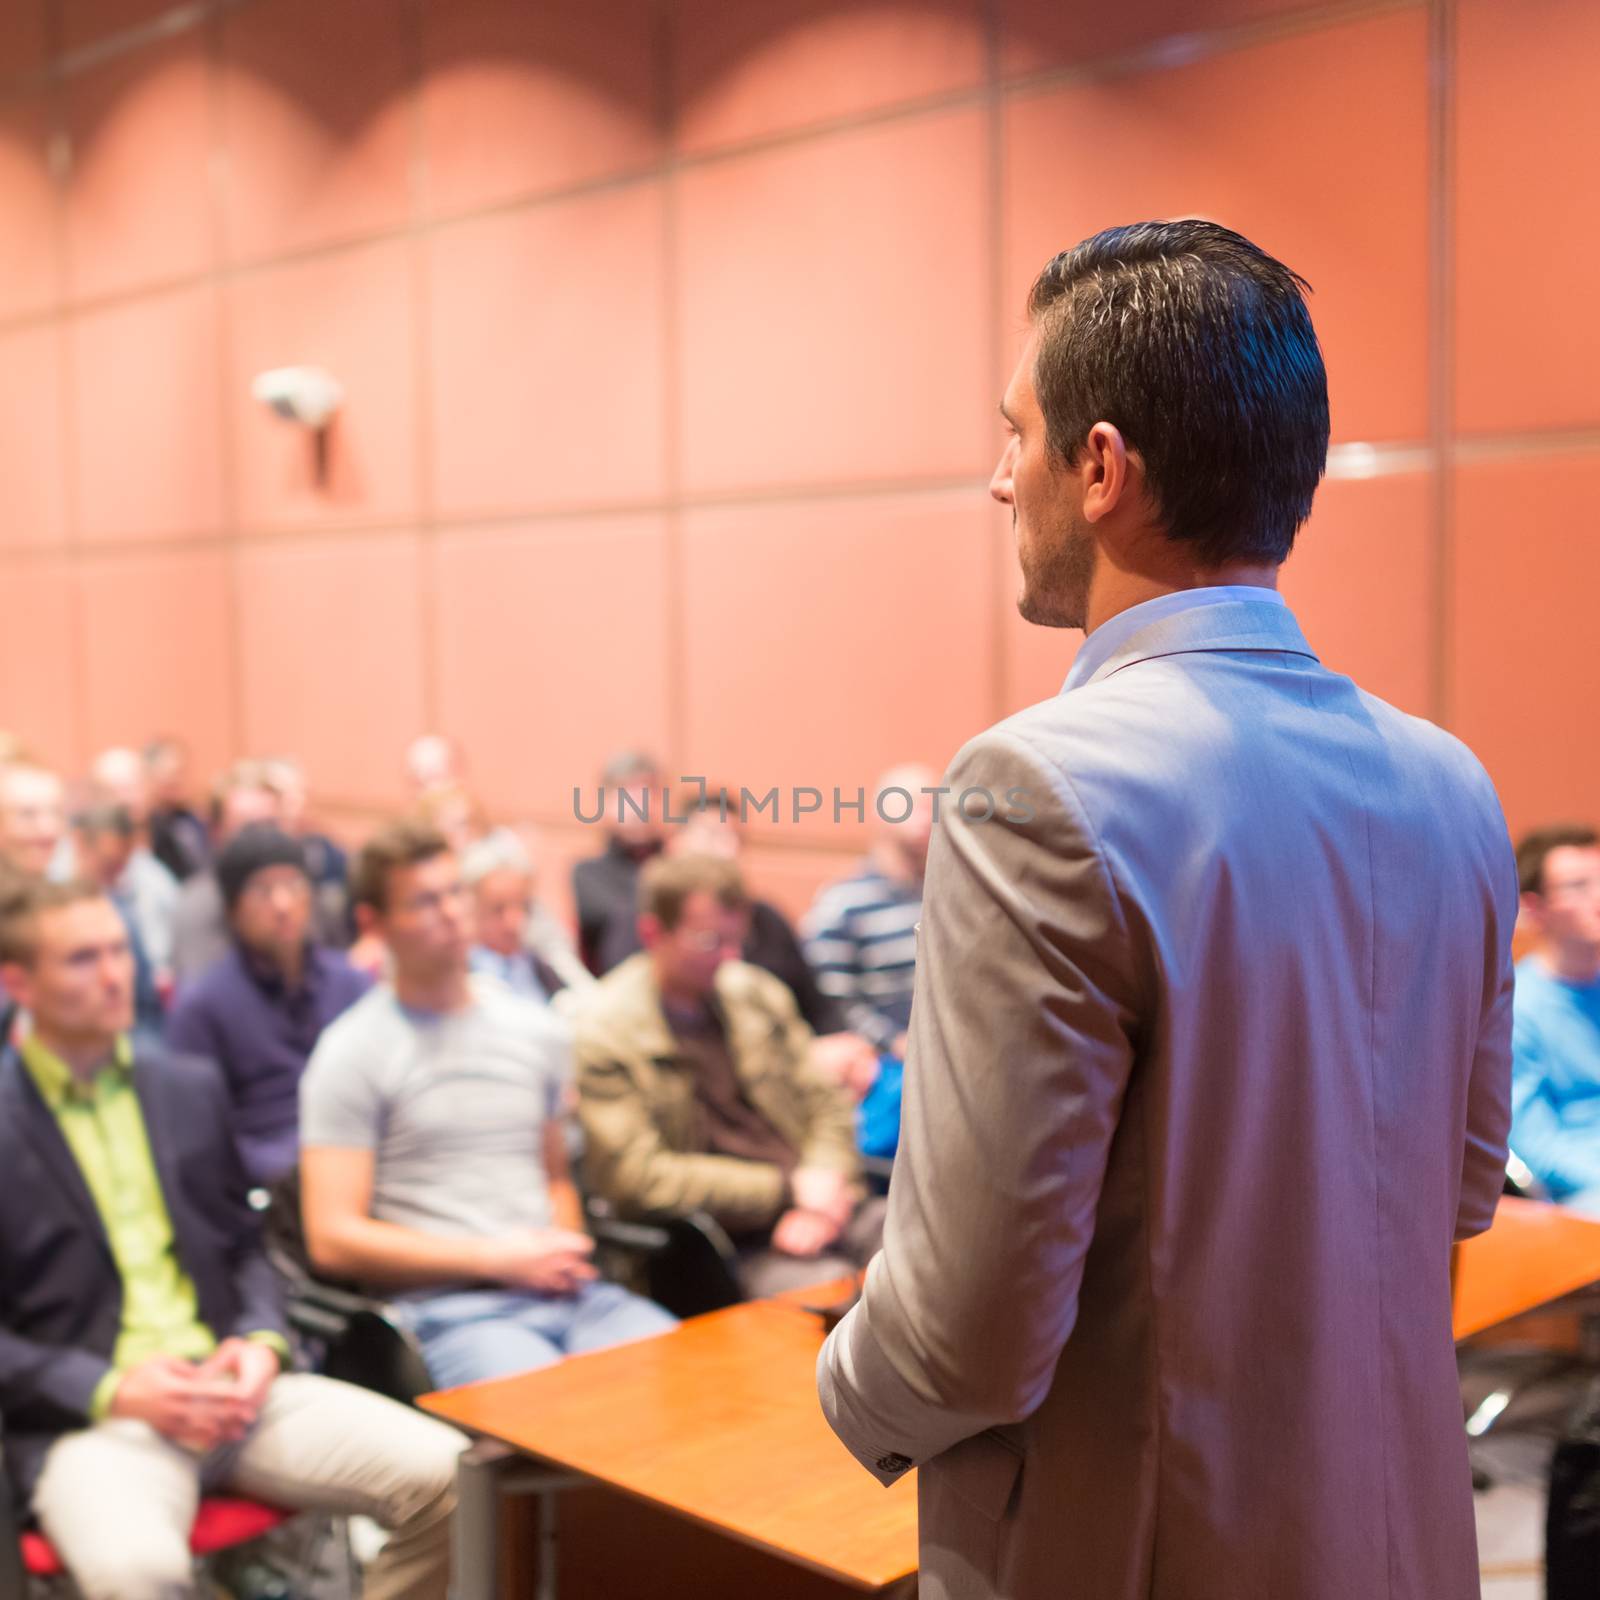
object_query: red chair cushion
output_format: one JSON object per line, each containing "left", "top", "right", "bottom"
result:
{"left": 21, "top": 1495, "right": 293, "bottom": 1577}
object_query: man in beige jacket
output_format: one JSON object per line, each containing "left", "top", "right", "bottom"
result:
{"left": 574, "top": 853, "right": 879, "bottom": 1297}
{"left": 817, "top": 220, "right": 1516, "bottom": 1600}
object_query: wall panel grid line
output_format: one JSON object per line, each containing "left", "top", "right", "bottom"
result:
{"left": 1, "top": 0, "right": 1593, "bottom": 877}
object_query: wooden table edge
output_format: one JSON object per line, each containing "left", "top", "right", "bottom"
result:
{"left": 417, "top": 1396, "right": 912, "bottom": 1592}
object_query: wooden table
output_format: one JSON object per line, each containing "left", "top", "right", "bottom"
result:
{"left": 1453, "top": 1195, "right": 1600, "bottom": 1340}
{"left": 419, "top": 1294, "right": 917, "bottom": 1595}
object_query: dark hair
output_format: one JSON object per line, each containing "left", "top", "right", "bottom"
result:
{"left": 639, "top": 852, "right": 748, "bottom": 932}
{"left": 1516, "top": 823, "right": 1599, "bottom": 897}
{"left": 0, "top": 875, "right": 108, "bottom": 966}
{"left": 1027, "top": 220, "right": 1329, "bottom": 566}
{"left": 352, "top": 819, "right": 452, "bottom": 914}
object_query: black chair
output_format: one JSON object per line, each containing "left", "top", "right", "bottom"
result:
{"left": 581, "top": 1198, "right": 743, "bottom": 1320}
{"left": 262, "top": 1167, "right": 747, "bottom": 1406}
{"left": 261, "top": 1169, "right": 433, "bottom": 1405}
{"left": 0, "top": 1431, "right": 28, "bottom": 1600}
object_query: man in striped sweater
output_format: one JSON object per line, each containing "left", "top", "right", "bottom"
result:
{"left": 801, "top": 766, "right": 934, "bottom": 1061}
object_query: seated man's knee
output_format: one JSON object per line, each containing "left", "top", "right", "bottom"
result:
{"left": 376, "top": 1420, "right": 466, "bottom": 1537}
{"left": 70, "top": 1544, "right": 195, "bottom": 1600}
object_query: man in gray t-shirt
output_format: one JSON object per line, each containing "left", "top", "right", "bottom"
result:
{"left": 299, "top": 820, "right": 674, "bottom": 1388}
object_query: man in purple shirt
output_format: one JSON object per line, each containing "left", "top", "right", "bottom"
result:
{"left": 167, "top": 824, "right": 370, "bottom": 1185}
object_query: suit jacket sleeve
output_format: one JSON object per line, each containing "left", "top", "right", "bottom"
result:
{"left": 818, "top": 727, "right": 1143, "bottom": 1481}
{"left": 0, "top": 1328, "right": 110, "bottom": 1422}
{"left": 1455, "top": 832, "right": 1518, "bottom": 1238}
{"left": 194, "top": 1062, "right": 288, "bottom": 1341}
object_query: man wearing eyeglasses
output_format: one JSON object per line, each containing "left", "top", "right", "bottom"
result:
{"left": 573, "top": 852, "right": 881, "bottom": 1298}
{"left": 1509, "top": 824, "right": 1600, "bottom": 1210}
{"left": 298, "top": 819, "right": 674, "bottom": 1388}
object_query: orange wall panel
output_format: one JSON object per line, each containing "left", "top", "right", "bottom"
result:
{"left": 64, "top": 31, "right": 214, "bottom": 301}
{"left": 0, "top": 562, "right": 81, "bottom": 773}
{"left": 681, "top": 488, "right": 997, "bottom": 845}
{"left": 79, "top": 549, "right": 236, "bottom": 775}
{"left": 69, "top": 284, "right": 227, "bottom": 543}
{"left": 676, "top": 107, "right": 991, "bottom": 495}
{"left": 0, "top": 0, "right": 49, "bottom": 82}
{"left": 671, "top": 0, "right": 986, "bottom": 154}
{"left": 1280, "top": 473, "right": 1434, "bottom": 719}
{"left": 0, "top": 92, "right": 60, "bottom": 320}
{"left": 420, "top": 0, "right": 662, "bottom": 216}
{"left": 1450, "top": 452, "right": 1600, "bottom": 839}
{"left": 219, "top": 0, "right": 413, "bottom": 264}
{"left": 236, "top": 534, "right": 427, "bottom": 806}
{"left": 1456, "top": 0, "right": 1600, "bottom": 434}
{"left": 0, "top": 325, "right": 69, "bottom": 551}
{"left": 1003, "top": 10, "right": 1430, "bottom": 445}
{"left": 432, "top": 515, "right": 671, "bottom": 822}
{"left": 0, "top": 0, "right": 1595, "bottom": 876}
{"left": 427, "top": 183, "right": 668, "bottom": 517}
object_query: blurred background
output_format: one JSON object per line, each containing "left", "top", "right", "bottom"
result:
{"left": 0, "top": 0, "right": 1593, "bottom": 927}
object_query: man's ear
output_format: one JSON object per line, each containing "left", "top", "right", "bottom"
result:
{"left": 1079, "top": 422, "right": 1131, "bottom": 525}
{"left": 353, "top": 903, "right": 381, "bottom": 941}
{"left": 1518, "top": 891, "right": 1545, "bottom": 932}
{"left": 0, "top": 959, "right": 31, "bottom": 1013}
{"left": 637, "top": 913, "right": 662, "bottom": 952}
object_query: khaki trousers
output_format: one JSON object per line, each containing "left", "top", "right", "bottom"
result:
{"left": 32, "top": 1373, "right": 466, "bottom": 1600}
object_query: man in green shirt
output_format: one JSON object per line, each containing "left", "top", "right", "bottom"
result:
{"left": 0, "top": 876, "right": 464, "bottom": 1599}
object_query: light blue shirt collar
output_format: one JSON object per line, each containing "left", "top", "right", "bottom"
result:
{"left": 1061, "top": 585, "right": 1287, "bottom": 693}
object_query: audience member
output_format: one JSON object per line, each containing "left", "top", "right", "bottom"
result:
{"left": 72, "top": 747, "right": 181, "bottom": 988}
{"left": 144, "top": 736, "right": 210, "bottom": 882}
{"left": 573, "top": 853, "right": 881, "bottom": 1298}
{"left": 0, "top": 876, "right": 463, "bottom": 1600}
{"left": 463, "top": 828, "right": 590, "bottom": 1002}
{"left": 573, "top": 750, "right": 668, "bottom": 976}
{"left": 166, "top": 826, "right": 371, "bottom": 1188}
{"left": 801, "top": 765, "right": 934, "bottom": 1058}
{"left": 670, "top": 790, "right": 878, "bottom": 1099}
{"left": 1510, "top": 823, "right": 1600, "bottom": 1208}
{"left": 0, "top": 761, "right": 65, "bottom": 876}
{"left": 68, "top": 803, "right": 165, "bottom": 1038}
{"left": 299, "top": 820, "right": 675, "bottom": 1387}
{"left": 403, "top": 733, "right": 465, "bottom": 800}
{"left": 263, "top": 756, "right": 352, "bottom": 942}
{"left": 174, "top": 761, "right": 349, "bottom": 982}
{"left": 173, "top": 761, "right": 282, "bottom": 982}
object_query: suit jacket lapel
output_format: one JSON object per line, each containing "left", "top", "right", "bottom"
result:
{"left": 1, "top": 1051, "right": 113, "bottom": 1258}
{"left": 133, "top": 1059, "right": 199, "bottom": 1270}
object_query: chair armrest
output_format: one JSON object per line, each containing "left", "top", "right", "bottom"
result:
{"left": 0, "top": 1436, "right": 27, "bottom": 1596}
{"left": 587, "top": 1216, "right": 673, "bottom": 1255}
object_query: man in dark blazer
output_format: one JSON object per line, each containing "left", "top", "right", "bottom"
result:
{"left": 0, "top": 875, "right": 464, "bottom": 1600}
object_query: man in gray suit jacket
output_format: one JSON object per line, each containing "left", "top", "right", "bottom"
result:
{"left": 818, "top": 220, "right": 1516, "bottom": 1600}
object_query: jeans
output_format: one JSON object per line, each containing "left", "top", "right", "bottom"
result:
{"left": 395, "top": 1282, "right": 677, "bottom": 1389}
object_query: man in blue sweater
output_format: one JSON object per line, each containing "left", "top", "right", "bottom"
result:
{"left": 1510, "top": 824, "right": 1600, "bottom": 1208}
{"left": 167, "top": 825, "right": 370, "bottom": 1186}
